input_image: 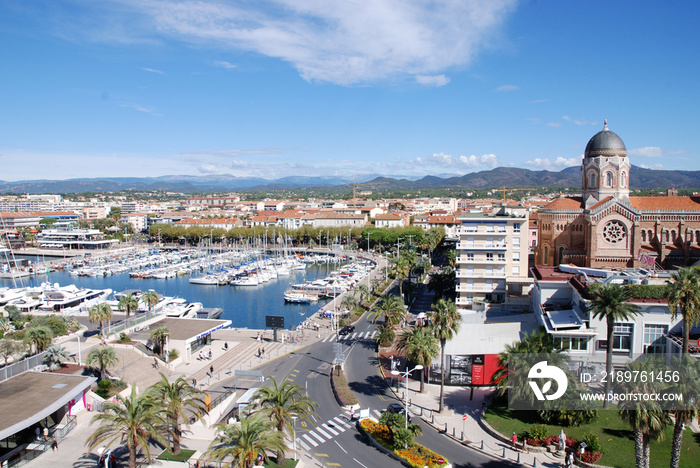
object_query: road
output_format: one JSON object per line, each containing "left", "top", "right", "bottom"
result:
{"left": 240, "top": 312, "right": 519, "bottom": 468}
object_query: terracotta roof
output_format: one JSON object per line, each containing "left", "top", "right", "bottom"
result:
{"left": 375, "top": 214, "right": 402, "bottom": 220}
{"left": 589, "top": 196, "right": 614, "bottom": 210}
{"left": 541, "top": 197, "right": 583, "bottom": 210}
{"left": 629, "top": 196, "right": 700, "bottom": 211}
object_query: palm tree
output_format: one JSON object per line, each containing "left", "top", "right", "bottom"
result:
{"left": 205, "top": 413, "right": 286, "bottom": 468}
{"left": 23, "top": 325, "right": 53, "bottom": 354}
{"left": 150, "top": 327, "right": 169, "bottom": 357}
{"left": 588, "top": 284, "right": 641, "bottom": 408}
{"left": 252, "top": 376, "right": 318, "bottom": 465}
{"left": 0, "top": 338, "right": 25, "bottom": 366}
{"left": 340, "top": 295, "right": 358, "bottom": 314}
{"left": 395, "top": 327, "right": 439, "bottom": 393}
{"left": 86, "top": 386, "right": 169, "bottom": 468}
{"left": 88, "top": 302, "right": 113, "bottom": 336}
{"left": 355, "top": 284, "right": 370, "bottom": 305}
{"left": 430, "top": 298, "right": 461, "bottom": 413}
{"left": 392, "top": 253, "right": 414, "bottom": 300}
{"left": 376, "top": 322, "right": 396, "bottom": 348}
{"left": 668, "top": 356, "right": 700, "bottom": 468}
{"left": 617, "top": 358, "right": 671, "bottom": 468}
{"left": 44, "top": 344, "right": 69, "bottom": 371}
{"left": 369, "top": 294, "right": 406, "bottom": 326}
{"left": 141, "top": 291, "right": 159, "bottom": 313}
{"left": 118, "top": 293, "right": 139, "bottom": 318}
{"left": 87, "top": 346, "right": 119, "bottom": 381}
{"left": 666, "top": 266, "right": 700, "bottom": 355}
{"left": 149, "top": 373, "right": 208, "bottom": 455}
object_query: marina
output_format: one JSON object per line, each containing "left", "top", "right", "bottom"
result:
{"left": 1, "top": 248, "right": 375, "bottom": 330}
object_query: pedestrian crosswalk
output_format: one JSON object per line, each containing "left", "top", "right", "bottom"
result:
{"left": 296, "top": 409, "right": 384, "bottom": 451}
{"left": 321, "top": 330, "right": 377, "bottom": 343}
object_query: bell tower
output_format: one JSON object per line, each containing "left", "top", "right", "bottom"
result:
{"left": 581, "top": 120, "right": 630, "bottom": 208}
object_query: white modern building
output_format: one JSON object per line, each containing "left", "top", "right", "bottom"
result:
{"left": 456, "top": 206, "right": 531, "bottom": 310}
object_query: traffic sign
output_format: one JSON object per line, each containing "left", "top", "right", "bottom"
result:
{"left": 462, "top": 414, "right": 468, "bottom": 421}
{"left": 437, "top": 457, "right": 445, "bottom": 464}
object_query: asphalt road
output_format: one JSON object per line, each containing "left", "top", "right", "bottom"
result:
{"left": 235, "top": 310, "right": 520, "bottom": 468}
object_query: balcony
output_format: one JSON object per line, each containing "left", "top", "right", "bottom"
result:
{"left": 457, "top": 242, "right": 507, "bottom": 250}
{"left": 456, "top": 270, "right": 507, "bottom": 279}
{"left": 457, "top": 228, "right": 508, "bottom": 235}
{"left": 456, "top": 284, "right": 506, "bottom": 293}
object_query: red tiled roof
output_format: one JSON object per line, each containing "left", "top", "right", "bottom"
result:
{"left": 589, "top": 196, "right": 614, "bottom": 210}
{"left": 541, "top": 197, "right": 583, "bottom": 210}
{"left": 629, "top": 196, "right": 700, "bottom": 211}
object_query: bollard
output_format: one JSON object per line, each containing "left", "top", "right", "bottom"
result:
{"left": 480, "top": 440, "right": 484, "bottom": 450}
{"left": 444, "top": 422, "right": 448, "bottom": 432}
{"left": 452, "top": 427, "right": 455, "bottom": 437}
{"left": 461, "top": 431, "right": 464, "bottom": 441}
{"left": 533, "top": 457, "right": 537, "bottom": 467}
{"left": 502, "top": 447, "right": 506, "bottom": 458}
{"left": 408, "top": 398, "right": 411, "bottom": 408}
{"left": 431, "top": 414, "right": 435, "bottom": 423}
{"left": 517, "top": 453, "right": 520, "bottom": 463}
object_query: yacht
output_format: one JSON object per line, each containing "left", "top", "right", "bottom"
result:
{"left": 283, "top": 290, "right": 319, "bottom": 304}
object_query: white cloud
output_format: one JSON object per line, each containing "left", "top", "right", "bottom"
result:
{"left": 525, "top": 156, "right": 580, "bottom": 170}
{"left": 95, "top": 0, "right": 518, "bottom": 85}
{"left": 562, "top": 116, "right": 598, "bottom": 126}
{"left": 547, "top": 122, "right": 560, "bottom": 128}
{"left": 628, "top": 146, "right": 685, "bottom": 158}
{"left": 213, "top": 60, "right": 237, "bottom": 69}
{"left": 639, "top": 163, "right": 664, "bottom": 170}
{"left": 142, "top": 67, "right": 164, "bottom": 74}
{"left": 413, "top": 152, "right": 499, "bottom": 170}
{"left": 415, "top": 75, "right": 450, "bottom": 87}
{"left": 495, "top": 84, "right": 518, "bottom": 92}
{"left": 119, "top": 103, "right": 163, "bottom": 116}
{"left": 529, "top": 99, "right": 548, "bottom": 104}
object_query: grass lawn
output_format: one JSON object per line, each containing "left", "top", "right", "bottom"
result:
{"left": 263, "top": 459, "right": 298, "bottom": 467}
{"left": 484, "top": 397, "right": 700, "bottom": 468}
{"left": 156, "top": 448, "right": 196, "bottom": 462}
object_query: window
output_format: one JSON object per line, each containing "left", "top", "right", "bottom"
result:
{"left": 612, "top": 323, "right": 633, "bottom": 352}
{"left": 621, "top": 172, "right": 627, "bottom": 188}
{"left": 606, "top": 171, "right": 613, "bottom": 187}
{"left": 555, "top": 336, "right": 588, "bottom": 351}
{"left": 512, "top": 266, "right": 520, "bottom": 275}
{"left": 466, "top": 253, "right": 474, "bottom": 261}
{"left": 589, "top": 172, "right": 597, "bottom": 188}
{"left": 513, "top": 237, "right": 520, "bottom": 248}
{"left": 486, "top": 253, "right": 494, "bottom": 262}
{"left": 514, "top": 223, "right": 521, "bottom": 233}
{"left": 498, "top": 253, "right": 505, "bottom": 262}
{"left": 513, "top": 252, "right": 520, "bottom": 262}
{"left": 644, "top": 324, "right": 668, "bottom": 354}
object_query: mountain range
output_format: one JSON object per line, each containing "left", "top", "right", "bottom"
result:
{"left": 0, "top": 166, "right": 698, "bottom": 194}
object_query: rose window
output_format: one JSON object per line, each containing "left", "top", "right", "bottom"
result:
{"left": 603, "top": 220, "right": 626, "bottom": 244}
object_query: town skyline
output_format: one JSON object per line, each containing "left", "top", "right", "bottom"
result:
{"left": 1, "top": 1, "right": 698, "bottom": 181}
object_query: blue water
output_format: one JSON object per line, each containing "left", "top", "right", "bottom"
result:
{"left": 1, "top": 260, "right": 338, "bottom": 330}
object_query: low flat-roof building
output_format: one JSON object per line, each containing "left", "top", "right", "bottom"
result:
{"left": 152, "top": 317, "right": 232, "bottom": 363}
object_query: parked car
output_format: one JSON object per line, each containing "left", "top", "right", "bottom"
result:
{"left": 339, "top": 325, "right": 355, "bottom": 336}
{"left": 383, "top": 403, "right": 411, "bottom": 422}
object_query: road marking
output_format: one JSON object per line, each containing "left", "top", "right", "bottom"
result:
{"left": 302, "top": 434, "right": 318, "bottom": 447}
{"left": 326, "top": 463, "right": 341, "bottom": 466}
{"left": 299, "top": 439, "right": 310, "bottom": 451}
{"left": 314, "top": 453, "right": 329, "bottom": 457}
{"left": 315, "top": 426, "right": 331, "bottom": 438}
{"left": 300, "top": 421, "right": 308, "bottom": 428}
{"left": 321, "top": 423, "right": 339, "bottom": 436}
{"left": 332, "top": 417, "right": 352, "bottom": 429}
{"left": 353, "top": 458, "right": 368, "bottom": 468}
{"left": 334, "top": 440, "right": 347, "bottom": 453}
{"left": 309, "top": 431, "right": 326, "bottom": 443}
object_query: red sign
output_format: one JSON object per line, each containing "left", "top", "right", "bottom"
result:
{"left": 462, "top": 414, "right": 468, "bottom": 421}
{"left": 437, "top": 457, "right": 445, "bottom": 464}
{"left": 471, "top": 364, "right": 484, "bottom": 385}
{"left": 697, "top": 338, "right": 700, "bottom": 347}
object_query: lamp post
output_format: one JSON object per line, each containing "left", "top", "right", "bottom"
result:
{"left": 391, "top": 364, "right": 424, "bottom": 429}
{"left": 291, "top": 415, "right": 298, "bottom": 461}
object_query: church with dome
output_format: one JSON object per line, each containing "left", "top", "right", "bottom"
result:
{"left": 536, "top": 121, "right": 700, "bottom": 269}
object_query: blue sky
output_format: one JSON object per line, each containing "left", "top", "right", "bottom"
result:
{"left": 1, "top": 0, "right": 698, "bottom": 182}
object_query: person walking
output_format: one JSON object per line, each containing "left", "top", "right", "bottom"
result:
{"left": 511, "top": 432, "right": 518, "bottom": 450}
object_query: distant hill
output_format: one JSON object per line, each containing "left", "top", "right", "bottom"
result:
{"left": 0, "top": 165, "right": 698, "bottom": 194}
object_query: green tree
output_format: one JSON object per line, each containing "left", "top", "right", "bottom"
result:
{"left": 369, "top": 294, "right": 406, "bottom": 326}
{"left": 666, "top": 267, "right": 700, "bottom": 355}
{"left": 430, "top": 299, "right": 461, "bottom": 413}
{"left": 588, "top": 284, "right": 641, "bottom": 408}
{"left": 118, "top": 293, "right": 139, "bottom": 318}
{"left": 355, "top": 284, "right": 371, "bottom": 305}
{"left": 376, "top": 322, "right": 396, "bottom": 348}
{"left": 88, "top": 302, "right": 113, "bottom": 336}
{"left": 23, "top": 325, "right": 53, "bottom": 354}
{"left": 378, "top": 411, "right": 422, "bottom": 448}
{"left": 150, "top": 327, "right": 169, "bottom": 357}
{"left": 252, "top": 376, "right": 318, "bottom": 465}
{"left": 204, "top": 413, "right": 286, "bottom": 468}
{"left": 668, "top": 356, "right": 700, "bottom": 468}
{"left": 395, "top": 327, "right": 439, "bottom": 393}
{"left": 141, "top": 291, "right": 159, "bottom": 312}
{"left": 44, "top": 344, "right": 69, "bottom": 371}
{"left": 86, "top": 386, "right": 169, "bottom": 468}
{"left": 340, "top": 295, "right": 358, "bottom": 314}
{"left": 149, "top": 373, "right": 208, "bottom": 455}
{"left": 87, "top": 346, "right": 119, "bottom": 381}
{"left": 617, "top": 358, "right": 671, "bottom": 468}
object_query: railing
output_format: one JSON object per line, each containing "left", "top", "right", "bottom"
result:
{"left": 0, "top": 351, "right": 47, "bottom": 383}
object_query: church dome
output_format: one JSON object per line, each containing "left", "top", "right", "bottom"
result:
{"left": 584, "top": 120, "right": 627, "bottom": 158}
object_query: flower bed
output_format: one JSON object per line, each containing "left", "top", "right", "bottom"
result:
{"left": 330, "top": 366, "right": 358, "bottom": 407}
{"left": 360, "top": 419, "right": 449, "bottom": 468}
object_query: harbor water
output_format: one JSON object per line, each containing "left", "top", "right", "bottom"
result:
{"left": 1, "top": 258, "right": 340, "bottom": 330}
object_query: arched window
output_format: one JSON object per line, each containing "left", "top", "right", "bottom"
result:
{"left": 648, "top": 230, "right": 654, "bottom": 242}
{"left": 641, "top": 230, "right": 646, "bottom": 242}
{"left": 621, "top": 172, "right": 627, "bottom": 188}
{"left": 665, "top": 230, "right": 670, "bottom": 243}
{"left": 696, "top": 231, "right": 700, "bottom": 244}
{"left": 606, "top": 171, "right": 613, "bottom": 187}
{"left": 544, "top": 246, "right": 549, "bottom": 263}
{"left": 589, "top": 173, "right": 597, "bottom": 188}
{"left": 671, "top": 230, "right": 677, "bottom": 242}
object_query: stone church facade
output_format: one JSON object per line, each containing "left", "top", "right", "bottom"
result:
{"left": 536, "top": 121, "right": 700, "bottom": 269}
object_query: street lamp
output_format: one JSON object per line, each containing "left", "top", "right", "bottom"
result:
{"left": 291, "top": 415, "right": 298, "bottom": 461}
{"left": 391, "top": 364, "right": 424, "bottom": 429}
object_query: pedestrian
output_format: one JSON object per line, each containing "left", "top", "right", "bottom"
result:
{"left": 192, "top": 378, "right": 197, "bottom": 388}
{"left": 262, "top": 347, "right": 265, "bottom": 357}
{"left": 208, "top": 349, "right": 212, "bottom": 359}
{"left": 566, "top": 451, "right": 574, "bottom": 467}
{"left": 523, "top": 438, "right": 529, "bottom": 454}
{"left": 153, "top": 357, "right": 159, "bottom": 369}
{"left": 258, "top": 347, "right": 261, "bottom": 358}
{"left": 224, "top": 341, "right": 228, "bottom": 350}
{"left": 43, "top": 427, "right": 48, "bottom": 441}
{"left": 511, "top": 432, "right": 518, "bottom": 450}
{"left": 35, "top": 427, "right": 40, "bottom": 440}
{"left": 210, "top": 365, "right": 214, "bottom": 375}
{"left": 51, "top": 438, "right": 58, "bottom": 451}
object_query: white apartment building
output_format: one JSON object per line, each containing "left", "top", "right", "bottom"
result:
{"left": 456, "top": 206, "right": 531, "bottom": 310}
